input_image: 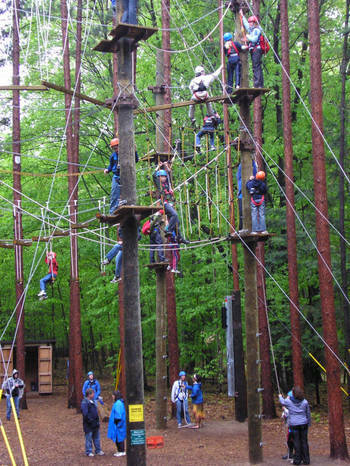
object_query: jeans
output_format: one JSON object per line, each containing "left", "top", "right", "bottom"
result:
{"left": 226, "top": 55, "right": 241, "bottom": 92}
{"left": 290, "top": 425, "right": 309, "bottom": 465}
{"left": 250, "top": 199, "right": 266, "bottom": 232}
{"left": 150, "top": 230, "right": 165, "bottom": 263}
{"left": 6, "top": 396, "right": 20, "bottom": 420}
{"left": 238, "top": 198, "right": 243, "bottom": 230}
{"left": 189, "top": 101, "right": 214, "bottom": 120}
{"left": 85, "top": 429, "right": 102, "bottom": 455}
{"left": 164, "top": 203, "right": 180, "bottom": 236}
{"left": 251, "top": 48, "right": 264, "bottom": 87}
{"left": 106, "top": 244, "right": 123, "bottom": 277}
{"left": 110, "top": 176, "right": 121, "bottom": 215}
{"left": 40, "top": 273, "right": 57, "bottom": 292}
{"left": 176, "top": 399, "right": 190, "bottom": 425}
{"left": 121, "top": 0, "right": 137, "bottom": 24}
{"left": 195, "top": 130, "right": 214, "bottom": 147}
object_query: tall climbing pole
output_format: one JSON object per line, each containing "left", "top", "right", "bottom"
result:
{"left": 12, "top": 0, "right": 26, "bottom": 409}
{"left": 161, "top": 0, "right": 181, "bottom": 409}
{"left": 234, "top": 1, "right": 263, "bottom": 462}
{"left": 280, "top": 0, "right": 303, "bottom": 389}
{"left": 219, "top": 0, "right": 247, "bottom": 423}
{"left": 60, "top": 0, "right": 83, "bottom": 410}
{"left": 251, "top": 0, "right": 276, "bottom": 419}
{"left": 308, "top": 0, "right": 348, "bottom": 459}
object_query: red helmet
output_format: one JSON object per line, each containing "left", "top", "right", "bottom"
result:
{"left": 248, "top": 15, "right": 259, "bottom": 23}
{"left": 256, "top": 171, "right": 265, "bottom": 180}
{"left": 110, "top": 138, "right": 119, "bottom": 147}
{"left": 159, "top": 209, "right": 164, "bottom": 215}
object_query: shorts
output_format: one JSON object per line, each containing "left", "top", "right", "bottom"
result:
{"left": 192, "top": 403, "right": 205, "bottom": 420}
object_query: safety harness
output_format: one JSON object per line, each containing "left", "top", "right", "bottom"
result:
{"left": 251, "top": 194, "right": 264, "bottom": 206}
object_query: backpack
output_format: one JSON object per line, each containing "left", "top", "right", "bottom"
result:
{"left": 197, "top": 80, "right": 207, "bottom": 92}
{"left": 142, "top": 220, "right": 151, "bottom": 235}
{"left": 259, "top": 34, "right": 270, "bottom": 54}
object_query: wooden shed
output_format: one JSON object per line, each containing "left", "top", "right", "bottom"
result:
{"left": 0, "top": 340, "right": 54, "bottom": 394}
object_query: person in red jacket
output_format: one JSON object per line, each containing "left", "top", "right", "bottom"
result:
{"left": 38, "top": 251, "right": 58, "bottom": 300}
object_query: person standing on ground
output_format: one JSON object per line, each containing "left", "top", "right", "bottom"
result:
{"left": 82, "top": 371, "right": 101, "bottom": 401}
{"left": 279, "top": 387, "right": 311, "bottom": 465}
{"left": 188, "top": 374, "right": 204, "bottom": 429}
{"left": 81, "top": 388, "right": 105, "bottom": 457}
{"left": 240, "top": 9, "right": 264, "bottom": 88}
{"left": 171, "top": 371, "right": 191, "bottom": 427}
{"left": 107, "top": 390, "right": 126, "bottom": 457}
{"left": 2, "top": 369, "right": 25, "bottom": 421}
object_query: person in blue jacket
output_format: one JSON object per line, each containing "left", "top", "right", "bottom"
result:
{"left": 223, "top": 33, "right": 247, "bottom": 92}
{"left": 81, "top": 388, "right": 104, "bottom": 457}
{"left": 188, "top": 374, "right": 204, "bottom": 429}
{"left": 279, "top": 387, "right": 311, "bottom": 465}
{"left": 107, "top": 390, "right": 126, "bottom": 457}
{"left": 104, "top": 138, "right": 139, "bottom": 214}
{"left": 236, "top": 160, "right": 257, "bottom": 230}
{"left": 82, "top": 371, "right": 101, "bottom": 402}
{"left": 246, "top": 170, "right": 268, "bottom": 234}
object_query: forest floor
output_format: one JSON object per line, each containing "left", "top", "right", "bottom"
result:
{"left": 1, "top": 383, "right": 350, "bottom": 465}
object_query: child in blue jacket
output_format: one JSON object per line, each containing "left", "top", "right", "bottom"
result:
{"left": 188, "top": 374, "right": 204, "bottom": 429}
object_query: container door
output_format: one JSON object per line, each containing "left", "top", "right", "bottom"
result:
{"left": 38, "top": 346, "right": 52, "bottom": 394}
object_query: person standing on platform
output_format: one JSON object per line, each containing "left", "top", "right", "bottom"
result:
{"left": 104, "top": 138, "right": 138, "bottom": 214}
{"left": 240, "top": 9, "right": 264, "bottom": 88}
{"left": 149, "top": 209, "right": 166, "bottom": 263}
{"left": 2, "top": 369, "right": 25, "bottom": 421}
{"left": 171, "top": 371, "right": 191, "bottom": 427}
{"left": 107, "top": 390, "right": 127, "bottom": 457}
{"left": 188, "top": 65, "right": 223, "bottom": 125}
{"left": 223, "top": 33, "right": 247, "bottom": 92}
{"left": 38, "top": 251, "right": 58, "bottom": 300}
{"left": 279, "top": 387, "right": 311, "bottom": 465}
{"left": 236, "top": 160, "right": 257, "bottom": 230}
{"left": 246, "top": 170, "right": 268, "bottom": 234}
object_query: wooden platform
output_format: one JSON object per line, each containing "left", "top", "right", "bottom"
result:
{"left": 145, "top": 262, "right": 169, "bottom": 270}
{"left": 140, "top": 151, "right": 173, "bottom": 163}
{"left": 228, "top": 231, "right": 273, "bottom": 244}
{"left": 94, "top": 23, "right": 158, "bottom": 53}
{"left": 134, "top": 88, "right": 270, "bottom": 115}
{"left": 96, "top": 205, "right": 160, "bottom": 225}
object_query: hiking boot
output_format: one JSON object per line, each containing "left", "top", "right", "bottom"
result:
{"left": 171, "top": 269, "right": 181, "bottom": 274}
{"left": 110, "top": 276, "right": 121, "bottom": 283}
{"left": 118, "top": 199, "right": 128, "bottom": 207}
{"left": 96, "top": 451, "right": 105, "bottom": 456}
{"left": 37, "top": 290, "right": 46, "bottom": 297}
{"left": 101, "top": 259, "right": 110, "bottom": 266}
{"left": 114, "top": 452, "right": 126, "bottom": 457}
{"left": 87, "top": 453, "right": 94, "bottom": 457}
{"left": 260, "top": 230, "right": 269, "bottom": 235}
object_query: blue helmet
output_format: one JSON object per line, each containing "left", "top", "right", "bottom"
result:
{"left": 87, "top": 371, "right": 93, "bottom": 376}
{"left": 156, "top": 169, "right": 167, "bottom": 177}
{"left": 179, "top": 371, "right": 186, "bottom": 377}
{"left": 223, "top": 32, "right": 232, "bottom": 41}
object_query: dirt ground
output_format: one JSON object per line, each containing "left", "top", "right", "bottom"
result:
{"left": 1, "top": 385, "right": 350, "bottom": 465}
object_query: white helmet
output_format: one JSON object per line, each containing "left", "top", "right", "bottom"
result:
{"left": 195, "top": 65, "right": 205, "bottom": 76}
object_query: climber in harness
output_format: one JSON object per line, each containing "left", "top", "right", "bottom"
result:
{"left": 246, "top": 170, "right": 268, "bottom": 234}
{"left": 148, "top": 210, "right": 167, "bottom": 264}
{"left": 102, "top": 226, "right": 123, "bottom": 283}
{"left": 188, "top": 64, "right": 223, "bottom": 125}
{"left": 195, "top": 112, "right": 222, "bottom": 153}
{"left": 152, "top": 161, "right": 189, "bottom": 245}
{"left": 240, "top": 9, "right": 264, "bottom": 88}
{"left": 171, "top": 371, "right": 191, "bottom": 427}
{"left": 38, "top": 251, "right": 58, "bottom": 300}
{"left": 223, "top": 32, "right": 247, "bottom": 93}
{"left": 104, "top": 138, "right": 139, "bottom": 215}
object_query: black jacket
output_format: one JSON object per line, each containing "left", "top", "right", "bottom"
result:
{"left": 81, "top": 397, "right": 100, "bottom": 433}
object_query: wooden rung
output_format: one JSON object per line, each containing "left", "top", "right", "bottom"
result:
{"left": 0, "top": 243, "right": 14, "bottom": 249}
{"left": 94, "top": 23, "right": 158, "bottom": 53}
{"left": 53, "top": 230, "right": 70, "bottom": 237}
{"left": 0, "top": 85, "right": 48, "bottom": 91}
{"left": 13, "top": 239, "right": 33, "bottom": 246}
{"left": 145, "top": 262, "right": 169, "bottom": 270}
{"left": 96, "top": 205, "right": 160, "bottom": 225}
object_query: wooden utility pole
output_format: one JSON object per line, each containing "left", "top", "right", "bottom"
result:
{"left": 219, "top": 0, "right": 247, "bottom": 423}
{"left": 308, "top": 0, "right": 348, "bottom": 459}
{"left": 280, "top": 0, "right": 303, "bottom": 389}
{"left": 12, "top": 0, "right": 27, "bottom": 409}
{"left": 60, "top": 0, "right": 83, "bottom": 410}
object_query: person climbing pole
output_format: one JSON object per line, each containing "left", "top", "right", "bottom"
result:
{"left": 245, "top": 170, "right": 268, "bottom": 234}
{"left": 152, "top": 161, "right": 189, "bottom": 244}
{"left": 102, "top": 226, "right": 123, "bottom": 283}
{"left": 171, "top": 371, "right": 191, "bottom": 427}
{"left": 195, "top": 112, "right": 222, "bottom": 153}
{"left": 188, "top": 64, "right": 223, "bottom": 125}
{"left": 223, "top": 32, "right": 247, "bottom": 92}
{"left": 236, "top": 160, "right": 257, "bottom": 230}
{"left": 38, "top": 251, "right": 58, "bottom": 300}
{"left": 240, "top": 9, "right": 264, "bottom": 88}
{"left": 149, "top": 209, "right": 167, "bottom": 263}
{"left": 2, "top": 369, "right": 25, "bottom": 421}
{"left": 104, "top": 138, "right": 138, "bottom": 215}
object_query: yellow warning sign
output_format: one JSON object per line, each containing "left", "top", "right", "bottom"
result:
{"left": 129, "top": 404, "right": 144, "bottom": 422}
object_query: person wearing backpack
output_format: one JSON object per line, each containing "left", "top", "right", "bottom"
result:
{"left": 279, "top": 387, "right": 311, "bottom": 465}
{"left": 223, "top": 33, "right": 248, "bottom": 92}
{"left": 188, "top": 64, "right": 223, "bottom": 125}
{"left": 240, "top": 10, "right": 264, "bottom": 88}
{"left": 171, "top": 371, "right": 191, "bottom": 427}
